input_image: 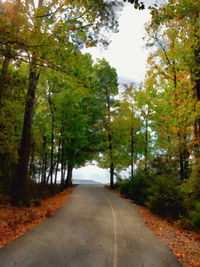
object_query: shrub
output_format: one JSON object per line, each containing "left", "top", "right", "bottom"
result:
{"left": 118, "top": 179, "right": 130, "bottom": 196}
{"left": 118, "top": 171, "right": 150, "bottom": 204}
{"left": 128, "top": 171, "right": 150, "bottom": 204}
{"left": 146, "top": 175, "right": 185, "bottom": 220}
{"left": 33, "top": 198, "right": 41, "bottom": 206}
{"left": 181, "top": 175, "right": 200, "bottom": 229}
{"left": 189, "top": 204, "right": 200, "bottom": 228}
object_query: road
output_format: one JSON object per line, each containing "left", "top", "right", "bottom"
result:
{"left": 0, "top": 185, "right": 181, "bottom": 267}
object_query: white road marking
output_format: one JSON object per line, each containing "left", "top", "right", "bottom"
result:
{"left": 103, "top": 195, "right": 117, "bottom": 267}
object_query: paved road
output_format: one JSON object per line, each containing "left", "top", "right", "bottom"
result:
{"left": 0, "top": 185, "right": 181, "bottom": 267}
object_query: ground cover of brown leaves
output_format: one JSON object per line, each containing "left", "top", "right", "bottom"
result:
{"left": 0, "top": 186, "right": 75, "bottom": 248}
{"left": 105, "top": 185, "right": 200, "bottom": 267}
{"left": 136, "top": 206, "right": 200, "bottom": 267}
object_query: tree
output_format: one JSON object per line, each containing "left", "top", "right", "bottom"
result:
{"left": 94, "top": 59, "right": 118, "bottom": 188}
{"left": 144, "top": 0, "right": 199, "bottom": 179}
{"left": 120, "top": 84, "right": 141, "bottom": 178}
{"left": 30, "top": 52, "right": 102, "bottom": 190}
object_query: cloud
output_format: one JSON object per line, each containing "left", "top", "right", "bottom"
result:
{"left": 83, "top": 4, "right": 151, "bottom": 83}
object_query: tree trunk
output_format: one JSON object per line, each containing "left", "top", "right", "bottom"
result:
{"left": 11, "top": 59, "right": 40, "bottom": 205}
{"left": 65, "top": 163, "right": 73, "bottom": 187}
{"left": 144, "top": 115, "right": 148, "bottom": 172}
{"left": 28, "top": 143, "right": 35, "bottom": 180}
{"left": 193, "top": 45, "right": 200, "bottom": 177}
{"left": 110, "top": 162, "right": 114, "bottom": 189}
{"left": 41, "top": 135, "right": 47, "bottom": 186}
{"left": 131, "top": 126, "right": 134, "bottom": 179}
{"left": 54, "top": 137, "right": 61, "bottom": 185}
{"left": 38, "top": 162, "right": 42, "bottom": 183}
{"left": 61, "top": 140, "right": 65, "bottom": 187}
{"left": 194, "top": 117, "right": 200, "bottom": 176}
{"left": 183, "top": 147, "right": 190, "bottom": 179}
{"left": 48, "top": 92, "right": 55, "bottom": 186}
{"left": 106, "top": 84, "right": 115, "bottom": 188}
{"left": 63, "top": 162, "right": 67, "bottom": 183}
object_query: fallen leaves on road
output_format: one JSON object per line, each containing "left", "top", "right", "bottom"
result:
{"left": 135, "top": 206, "right": 200, "bottom": 267}
{"left": 0, "top": 186, "right": 75, "bottom": 248}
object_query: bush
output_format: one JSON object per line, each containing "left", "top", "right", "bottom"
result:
{"left": 118, "top": 170, "right": 199, "bottom": 229}
{"left": 190, "top": 212, "right": 200, "bottom": 228}
{"left": 146, "top": 175, "right": 185, "bottom": 220}
{"left": 189, "top": 204, "right": 200, "bottom": 228}
{"left": 118, "top": 179, "right": 130, "bottom": 196}
{"left": 118, "top": 171, "right": 150, "bottom": 204}
{"left": 181, "top": 175, "right": 200, "bottom": 229}
{"left": 33, "top": 198, "right": 41, "bottom": 206}
{"left": 128, "top": 171, "right": 150, "bottom": 204}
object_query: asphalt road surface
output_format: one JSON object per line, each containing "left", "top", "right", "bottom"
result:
{"left": 0, "top": 185, "right": 181, "bottom": 267}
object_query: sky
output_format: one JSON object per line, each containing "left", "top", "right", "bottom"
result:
{"left": 83, "top": 2, "right": 151, "bottom": 85}
{"left": 75, "top": 2, "right": 153, "bottom": 184}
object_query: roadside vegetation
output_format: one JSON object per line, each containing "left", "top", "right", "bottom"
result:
{"left": 118, "top": 171, "right": 199, "bottom": 230}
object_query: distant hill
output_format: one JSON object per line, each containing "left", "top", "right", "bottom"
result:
{"left": 73, "top": 179, "right": 102, "bottom": 184}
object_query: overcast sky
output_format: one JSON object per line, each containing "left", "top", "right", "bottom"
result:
{"left": 83, "top": 2, "right": 152, "bottom": 85}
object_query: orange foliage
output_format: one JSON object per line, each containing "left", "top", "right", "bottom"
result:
{"left": 0, "top": 186, "right": 75, "bottom": 248}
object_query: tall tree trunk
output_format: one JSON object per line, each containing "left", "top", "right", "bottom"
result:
{"left": 54, "top": 137, "right": 61, "bottom": 185}
{"left": 108, "top": 131, "right": 114, "bottom": 188}
{"left": 63, "top": 161, "right": 67, "bottom": 183}
{"left": 11, "top": 58, "right": 40, "bottom": 205}
{"left": 28, "top": 143, "right": 35, "bottom": 180}
{"left": 106, "top": 84, "right": 114, "bottom": 188}
{"left": 193, "top": 46, "right": 200, "bottom": 177}
{"left": 183, "top": 148, "right": 190, "bottom": 179}
{"left": 110, "top": 162, "right": 114, "bottom": 189}
{"left": 44, "top": 153, "right": 48, "bottom": 184}
{"left": 194, "top": 117, "right": 200, "bottom": 176}
{"left": 61, "top": 140, "right": 65, "bottom": 187}
{"left": 41, "top": 135, "right": 47, "bottom": 186}
{"left": 65, "top": 162, "right": 73, "bottom": 187}
{"left": 144, "top": 115, "right": 148, "bottom": 172}
{"left": 48, "top": 92, "right": 55, "bottom": 186}
{"left": 130, "top": 126, "right": 134, "bottom": 179}
{"left": 38, "top": 162, "right": 42, "bottom": 184}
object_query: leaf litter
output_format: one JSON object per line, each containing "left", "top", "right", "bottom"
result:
{"left": 0, "top": 186, "right": 75, "bottom": 248}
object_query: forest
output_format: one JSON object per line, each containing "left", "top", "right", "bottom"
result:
{"left": 0, "top": 0, "right": 199, "bottom": 230}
